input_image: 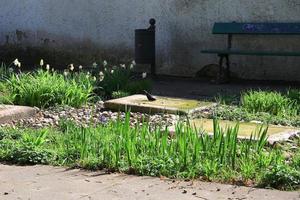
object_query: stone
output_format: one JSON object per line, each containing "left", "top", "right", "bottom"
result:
{"left": 0, "top": 105, "right": 37, "bottom": 124}
{"left": 168, "top": 118, "right": 300, "bottom": 143}
{"left": 104, "top": 95, "right": 216, "bottom": 116}
{"left": 1, "top": 101, "right": 177, "bottom": 129}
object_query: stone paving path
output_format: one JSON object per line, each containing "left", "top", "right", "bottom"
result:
{"left": 0, "top": 164, "right": 299, "bottom": 200}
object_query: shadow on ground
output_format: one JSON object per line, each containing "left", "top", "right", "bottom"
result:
{"left": 151, "top": 76, "right": 300, "bottom": 100}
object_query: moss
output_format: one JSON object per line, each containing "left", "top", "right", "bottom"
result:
{"left": 135, "top": 97, "right": 211, "bottom": 111}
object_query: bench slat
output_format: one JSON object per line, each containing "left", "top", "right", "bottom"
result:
{"left": 213, "top": 23, "right": 300, "bottom": 35}
{"left": 202, "top": 49, "right": 300, "bottom": 56}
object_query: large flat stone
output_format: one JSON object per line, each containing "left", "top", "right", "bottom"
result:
{"left": 104, "top": 95, "right": 216, "bottom": 115}
{"left": 0, "top": 105, "right": 37, "bottom": 124}
{"left": 191, "top": 119, "right": 299, "bottom": 143}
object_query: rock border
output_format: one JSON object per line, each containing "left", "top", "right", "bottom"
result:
{"left": 0, "top": 105, "right": 37, "bottom": 124}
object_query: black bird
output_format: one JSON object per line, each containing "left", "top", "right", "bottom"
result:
{"left": 143, "top": 90, "right": 156, "bottom": 101}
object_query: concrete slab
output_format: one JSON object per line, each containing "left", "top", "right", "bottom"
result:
{"left": 170, "top": 118, "right": 299, "bottom": 143}
{"left": 104, "top": 95, "right": 216, "bottom": 115}
{"left": 0, "top": 105, "right": 37, "bottom": 124}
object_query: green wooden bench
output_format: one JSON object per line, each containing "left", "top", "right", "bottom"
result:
{"left": 202, "top": 22, "right": 300, "bottom": 82}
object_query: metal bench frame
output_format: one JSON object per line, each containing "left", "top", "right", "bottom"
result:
{"left": 202, "top": 22, "right": 300, "bottom": 82}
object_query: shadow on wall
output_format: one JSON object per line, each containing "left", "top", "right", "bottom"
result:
{"left": 0, "top": 44, "right": 133, "bottom": 70}
{"left": 1, "top": 29, "right": 133, "bottom": 70}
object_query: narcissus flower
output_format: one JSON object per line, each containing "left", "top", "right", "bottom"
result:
{"left": 64, "top": 71, "right": 68, "bottom": 76}
{"left": 40, "top": 59, "right": 44, "bottom": 66}
{"left": 79, "top": 65, "right": 83, "bottom": 70}
{"left": 92, "top": 62, "right": 98, "bottom": 68}
{"left": 132, "top": 60, "right": 136, "bottom": 66}
{"left": 111, "top": 69, "right": 114, "bottom": 74}
{"left": 46, "top": 64, "right": 50, "bottom": 71}
{"left": 13, "top": 59, "right": 21, "bottom": 68}
{"left": 120, "top": 64, "right": 126, "bottom": 69}
{"left": 142, "top": 72, "right": 147, "bottom": 79}
{"left": 70, "top": 64, "right": 74, "bottom": 71}
{"left": 99, "top": 71, "right": 104, "bottom": 81}
{"left": 103, "top": 60, "right": 108, "bottom": 67}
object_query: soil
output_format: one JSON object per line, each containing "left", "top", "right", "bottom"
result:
{"left": 0, "top": 164, "right": 299, "bottom": 200}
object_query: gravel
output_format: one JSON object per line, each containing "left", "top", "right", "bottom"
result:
{"left": 1, "top": 101, "right": 179, "bottom": 129}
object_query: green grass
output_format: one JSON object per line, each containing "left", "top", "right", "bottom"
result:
{"left": 0, "top": 69, "right": 94, "bottom": 108}
{"left": 0, "top": 115, "right": 299, "bottom": 190}
{"left": 211, "top": 90, "right": 300, "bottom": 127}
{"left": 241, "top": 90, "right": 298, "bottom": 117}
{"left": 0, "top": 60, "right": 152, "bottom": 107}
{"left": 212, "top": 105, "right": 300, "bottom": 127}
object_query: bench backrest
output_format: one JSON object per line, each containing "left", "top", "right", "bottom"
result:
{"left": 213, "top": 22, "right": 300, "bottom": 35}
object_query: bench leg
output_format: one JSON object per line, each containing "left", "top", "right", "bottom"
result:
{"left": 225, "top": 55, "right": 230, "bottom": 81}
{"left": 217, "top": 54, "right": 230, "bottom": 83}
{"left": 218, "top": 55, "right": 224, "bottom": 81}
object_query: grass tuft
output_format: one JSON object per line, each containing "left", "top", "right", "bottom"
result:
{"left": 1, "top": 69, "right": 94, "bottom": 108}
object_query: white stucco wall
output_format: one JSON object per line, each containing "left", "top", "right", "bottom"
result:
{"left": 1, "top": 0, "right": 300, "bottom": 80}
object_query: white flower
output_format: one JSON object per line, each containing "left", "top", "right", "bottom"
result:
{"left": 111, "top": 69, "right": 114, "bottom": 74}
{"left": 13, "top": 59, "right": 21, "bottom": 68}
{"left": 93, "top": 76, "right": 97, "bottom": 81}
{"left": 99, "top": 71, "right": 104, "bottom": 81}
{"left": 63, "top": 71, "right": 68, "bottom": 76}
{"left": 69, "top": 64, "right": 74, "bottom": 71}
{"left": 46, "top": 64, "right": 50, "bottom": 71}
{"left": 40, "top": 59, "right": 44, "bottom": 67}
{"left": 8, "top": 68, "right": 13, "bottom": 73}
{"left": 51, "top": 68, "right": 55, "bottom": 72}
{"left": 79, "top": 65, "right": 83, "bottom": 70}
{"left": 92, "top": 62, "right": 98, "bottom": 68}
{"left": 129, "top": 64, "right": 134, "bottom": 69}
{"left": 132, "top": 60, "right": 136, "bottom": 66}
{"left": 120, "top": 64, "right": 126, "bottom": 69}
{"left": 142, "top": 72, "right": 147, "bottom": 79}
{"left": 87, "top": 72, "right": 90, "bottom": 75}
{"left": 86, "top": 74, "right": 90, "bottom": 79}
{"left": 103, "top": 60, "right": 108, "bottom": 67}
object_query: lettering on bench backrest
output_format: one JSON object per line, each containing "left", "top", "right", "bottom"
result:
{"left": 241, "top": 23, "right": 300, "bottom": 34}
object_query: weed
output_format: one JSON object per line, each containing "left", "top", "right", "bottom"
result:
{"left": 1, "top": 115, "right": 298, "bottom": 190}
{"left": 112, "top": 90, "right": 131, "bottom": 99}
{"left": 1, "top": 70, "right": 94, "bottom": 108}
{"left": 261, "top": 164, "right": 300, "bottom": 190}
{"left": 241, "top": 90, "right": 297, "bottom": 117}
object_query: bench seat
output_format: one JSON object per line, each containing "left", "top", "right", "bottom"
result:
{"left": 202, "top": 49, "right": 300, "bottom": 57}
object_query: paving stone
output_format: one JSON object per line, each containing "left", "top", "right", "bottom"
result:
{"left": 0, "top": 105, "right": 37, "bottom": 124}
{"left": 104, "top": 95, "right": 216, "bottom": 116}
